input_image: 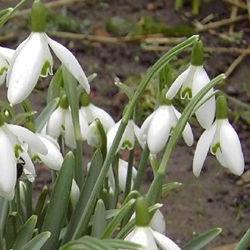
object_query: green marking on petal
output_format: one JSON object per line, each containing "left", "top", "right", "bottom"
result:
{"left": 14, "top": 145, "right": 23, "bottom": 158}
{"left": 121, "top": 140, "right": 133, "bottom": 150}
{"left": 32, "top": 155, "right": 41, "bottom": 163}
{"left": 41, "top": 61, "right": 52, "bottom": 77}
{"left": 181, "top": 87, "right": 192, "bottom": 99}
{"left": 211, "top": 142, "right": 221, "bottom": 155}
{"left": 0, "top": 67, "right": 8, "bottom": 76}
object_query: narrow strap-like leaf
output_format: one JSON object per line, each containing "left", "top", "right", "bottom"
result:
{"left": 184, "top": 227, "right": 222, "bottom": 250}
{"left": 20, "top": 232, "right": 51, "bottom": 250}
{"left": 41, "top": 152, "right": 74, "bottom": 250}
{"left": 12, "top": 215, "right": 37, "bottom": 250}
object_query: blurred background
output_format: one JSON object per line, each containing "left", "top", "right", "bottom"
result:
{"left": 0, "top": 0, "right": 250, "bottom": 249}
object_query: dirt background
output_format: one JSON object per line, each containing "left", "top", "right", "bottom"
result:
{"left": 0, "top": 0, "right": 250, "bottom": 249}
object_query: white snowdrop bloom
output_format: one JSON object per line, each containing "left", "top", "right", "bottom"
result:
{"left": 130, "top": 209, "right": 166, "bottom": 235}
{"left": 35, "top": 134, "right": 63, "bottom": 171}
{"left": 166, "top": 41, "right": 215, "bottom": 129}
{"left": 0, "top": 46, "right": 15, "bottom": 85}
{"left": 46, "top": 96, "right": 88, "bottom": 148}
{"left": 0, "top": 121, "right": 47, "bottom": 200}
{"left": 107, "top": 120, "right": 136, "bottom": 152}
{"left": 108, "top": 159, "right": 137, "bottom": 193}
{"left": 136, "top": 105, "right": 193, "bottom": 154}
{"left": 125, "top": 197, "right": 180, "bottom": 250}
{"left": 6, "top": 1, "right": 90, "bottom": 105}
{"left": 125, "top": 226, "right": 180, "bottom": 250}
{"left": 193, "top": 95, "right": 244, "bottom": 177}
{"left": 70, "top": 179, "right": 80, "bottom": 210}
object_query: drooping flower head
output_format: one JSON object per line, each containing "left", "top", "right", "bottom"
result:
{"left": 193, "top": 95, "right": 245, "bottom": 177}
{"left": 7, "top": 0, "right": 90, "bottom": 105}
{"left": 124, "top": 197, "right": 180, "bottom": 250}
{"left": 166, "top": 41, "right": 215, "bottom": 129}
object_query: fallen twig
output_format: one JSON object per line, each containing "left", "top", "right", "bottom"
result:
{"left": 225, "top": 52, "right": 248, "bottom": 77}
{"left": 14, "top": 0, "right": 84, "bottom": 17}
{"left": 223, "top": 0, "right": 247, "bottom": 9}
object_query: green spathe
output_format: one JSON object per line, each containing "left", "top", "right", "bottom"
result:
{"left": 191, "top": 40, "right": 204, "bottom": 66}
{"left": 135, "top": 197, "right": 150, "bottom": 227}
{"left": 31, "top": 0, "right": 47, "bottom": 32}
{"left": 216, "top": 94, "right": 228, "bottom": 119}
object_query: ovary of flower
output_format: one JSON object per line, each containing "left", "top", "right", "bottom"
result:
{"left": 7, "top": 32, "right": 90, "bottom": 104}
{"left": 166, "top": 65, "right": 215, "bottom": 129}
{"left": 107, "top": 120, "right": 136, "bottom": 152}
{"left": 46, "top": 106, "right": 88, "bottom": 148}
{"left": 0, "top": 124, "right": 48, "bottom": 200}
{"left": 136, "top": 105, "right": 193, "bottom": 154}
{"left": 0, "top": 46, "right": 15, "bottom": 85}
{"left": 193, "top": 119, "right": 245, "bottom": 177}
{"left": 124, "top": 226, "right": 180, "bottom": 250}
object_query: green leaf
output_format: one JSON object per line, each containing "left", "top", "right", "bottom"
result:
{"left": 0, "top": 197, "right": 8, "bottom": 238}
{"left": 47, "top": 67, "right": 63, "bottom": 103}
{"left": 235, "top": 227, "right": 250, "bottom": 250}
{"left": 34, "top": 186, "right": 48, "bottom": 217}
{"left": 14, "top": 111, "right": 37, "bottom": 125}
{"left": 35, "top": 97, "right": 59, "bottom": 132}
{"left": 12, "top": 215, "right": 37, "bottom": 250}
{"left": 20, "top": 232, "right": 51, "bottom": 250}
{"left": 91, "top": 199, "right": 106, "bottom": 238}
{"left": 0, "top": 8, "right": 14, "bottom": 27}
{"left": 41, "top": 152, "right": 74, "bottom": 250}
{"left": 101, "top": 199, "right": 136, "bottom": 238}
{"left": 60, "top": 236, "right": 140, "bottom": 250}
{"left": 161, "top": 182, "right": 183, "bottom": 197}
{"left": 64, "top": 149, "right": 103, "bottom": 242}
{"left": 184, "top": 228, "right": 222, "bottom": 250}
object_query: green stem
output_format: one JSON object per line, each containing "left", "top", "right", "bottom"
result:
{"left": 133, "top": 145, "right": 149, "bottom": 191}
{"left": 146, "top": 74, "right": 226, "bottom": 205}
{"left": 124, "top": 149, "right": 134, "bottom": 200}
{"left": 25, "top": 181, "right": 33, "bottom": 219}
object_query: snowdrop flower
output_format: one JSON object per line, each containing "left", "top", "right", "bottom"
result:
{"left": 79, "top": 91, "right": 115, "bottom": 133}
{"left": 107, "top": 120, "right": 136, "bottom": 152}
{"left": 70, "top": 179, "right": 80, "bottom": 210}
{"left": 124, "top": 197, "right": 180, "bottom": 250}
{"left": 0, "top": 116, "right": 48, "bottom": 200}
{"left": 7, "top": 0, "right": 90, "bottom": 104}
{"left": 136, "top": 102, "right": 193, "bottom": 154}
{"left": 46, "top": 95, "right": 88, "bottom": 148}
{"left": 166, "top": 41, "right": 215, "bottom": 129}
{"left": 0, "top": 46, "right": 15, "bottom": 85}
{"left": 108, "top": 159, "right": 137, "bottom": 193}
{"left": 193, "top": 95, "right": 244, "bottom": 177}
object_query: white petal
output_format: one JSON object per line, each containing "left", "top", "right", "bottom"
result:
{"left": 0, "top": 128, "right": 16, "bottom": 199}
{"left": 86, "top": 122, "right": 101, "bottom": 147}
{"left": 129, "top": 227, "right": 158, "bottom": 250}
{"left": 79, "top": 113, "right": 88, "bottom": 140}
{"left": 46, "top": 107, "right": 65, "bottom": 139}
{"left": 64, "top": 110, "right": 76, "bottom": 148}
{"left": 121, "top": 120, "right": 135, "bottom": 150}
{"left": 147, "top": 106, "right": 172, "bottom": 154}
{"left": 150, "top": 210, "right": 166, "bottom": 235}
{"left": 7, "top": 33, "right": 46, "bottom": 104}
{"left": 0, "top": 55, "right": 8, "bottom": 85}
{"left": 6, "top": 124, "right": 47, "bottom": 155}
{"left": 47, "top": 35, "right": 90, "bottom": 93}
{"left": 134, "top": 124, "right": 145, "bottom": 149}
{"left": 107, "top": 121, "right": 120, "bottom": 152}
{"left": 70, "top": 179, "right": 80, "bottom": 209}
{"left": 40, "top": 43, "right": 53, "bottom": 77}
{"left": 152, "top": 230, "right": 181, "bottom": 250}
{"left": 192, "top": 66, "right": 215, "bottom": 129}
{"left": 173, "top": 107, "right": 194, "bottom": 146}
{"left": 166, "top": 67, "right": 189, "bottom": 100}
{"left": 193, "top": 123, "right": 216, "bottom": 177}
{"left": 89, "top": 104, "right": 115, "bottom": 131}
{"left": 118, "top": 159, "right": 137, "bottom": 193}
{"left": 0, "top": 46, "right": 15, "bottom": 62}
{"left": 37, "top": 134, "right": 63, "bottom": 170}
{"left": 219, "top": 120, "right": 244, "bottom": 175}
{"left": 80, "top": 106, "right": 93, "bottom": 123}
